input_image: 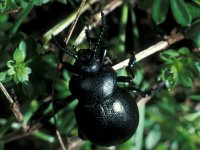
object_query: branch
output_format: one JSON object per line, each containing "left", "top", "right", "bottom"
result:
{"left": 0, "top": 82, "right": 27, "bottom": 129}
{"left": 112, "top": 33, "right": 185, "bottom": 70}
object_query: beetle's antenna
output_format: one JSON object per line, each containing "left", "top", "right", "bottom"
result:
{"left": 93, "top": 12, "right": 105, "bottom": 52}
{"left": 52, "top": 36, "right": 78, "bottom": 59}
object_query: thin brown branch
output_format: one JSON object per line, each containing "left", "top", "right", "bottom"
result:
{"left": 56, "top": 130, "right": 66, "bottom": 150}
{"left": 64, "top": 0, "right": 87, "bottom": 45}
{"left": 64, "top": 137, "right": 84, "bottom": 150}
{"left": 112, "top": 33, "right": 185, "bottom": 70}
{"left": 0, "top": 82, "right": 26, "bottom": 128}
{"left": 75, "top": 0, "right": 123, "bottom": 45}
{"left": 3, "top": 131, "right": 32, "bottom": 143}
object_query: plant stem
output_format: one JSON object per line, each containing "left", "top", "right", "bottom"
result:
{"left": 112, "top": 33, "right": 185, "bottom": 70}
{"left": 0, "top": 82, "right": 25, "bottom": 128}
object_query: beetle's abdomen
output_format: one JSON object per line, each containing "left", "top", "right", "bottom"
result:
{"left": 75, "top": 88, "right": 139, "bottom": 146}
{"left": 69, "top": 66, "right": 117, "bottom": 101}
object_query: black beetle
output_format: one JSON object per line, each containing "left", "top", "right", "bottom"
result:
{"left": 51, "top": 12, "right": 150, "bottom": 146}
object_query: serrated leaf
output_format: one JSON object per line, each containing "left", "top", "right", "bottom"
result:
{"left": 170, "top": 0, "right": 192, "bottom": 26}
{"left": 160, "top": 50, "right": 179, "bottom": 63}
{"left": 13, "top": 45, "right": 26, "bottom": 63}
{"left": 7, "top": 68, "right": 16, "bottom": 75}
{"left": 152, "top": 0, "right": 169, "bottom": 24}
{"left": 174, "top": 62, "right": 193, "bottom": 87}
{"left": 185, "top": 19, "right": 200, "bottom": 39}
{"left": 179, "top": 73, "right": 193, "bottom": 87}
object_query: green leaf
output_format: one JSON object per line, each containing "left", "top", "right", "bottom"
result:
{"left": 35, "top": 0, "right": 50, "bottom": 6}
{"left": 152, "top": 0, "right": 169, "bottom": 24}
{"left": 186, "top": 2, "right": 200, "bottom": 19}
{"left": 23, "top": 67, "right": 32, "bottom": 74}
{"left": 7, "top": 68, "right": 16, "bottom": 75}
{"left": 13, "top": 41, "right": 26, "bottom": 62}
{"left": 0, "top": 72, "right": 6, "bottom": 81}
{"left": 160, "top": 50, "right": 179, "bottom": 63}
{"left": 193, "top": 35, "right": 200, "bottom": 48}
{"left": 170, "top": 0, "right": 192, "bottom": 26}
{"left": 145, "top": 125, "right": 161, "bottom": 149}
{"left": 178, "top": 47, "right": 190, "bottom": 55}
{"left": 185, "top": 19, "right": 200, "bottom": 39}
{"left": 189, "top": 94, "right": 200, "bottom": 101}
{"left": 179, "top": 71, "right": 193, "bottom": 87}
{"left": 6, "top": 60, "right": 14, "bottom": 68}
{"left": 173, "top": 62, "right": 193, "bottom": 87}
{"left": 191, "top": 0, "right": 200, "bottom": 5}
{"left": 33, "top": 131, "right": 55, "bottom": 143}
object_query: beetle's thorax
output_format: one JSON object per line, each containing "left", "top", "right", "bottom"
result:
{"left": 69, "top": 66, "right": 117, "bottom": 102}
{"left": 74, "top": 49, "right": 102, "bottom": 75}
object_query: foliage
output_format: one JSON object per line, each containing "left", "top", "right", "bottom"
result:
{"left": 0, "top": 0, "right": 200, "bottom": 150}
{"left": 159, "top": 47, "right": 200, "bottom": 89}
{"left": 0, "top": 41, "right": 32, "bottom": 83}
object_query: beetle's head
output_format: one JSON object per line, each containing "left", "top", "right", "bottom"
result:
{"left": 75, "top": 49, "right": 101, "bottom": 75}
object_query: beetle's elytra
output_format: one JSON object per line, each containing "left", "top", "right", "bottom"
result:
{"left": 52, "top": 12, "right": 146, "bottom": 146}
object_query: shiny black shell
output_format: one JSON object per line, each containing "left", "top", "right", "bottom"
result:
{"left": 69, "top": 66, "right": 139, "bottom": 146}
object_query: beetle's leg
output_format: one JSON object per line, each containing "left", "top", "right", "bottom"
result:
{"left": 58, "top": 50, "right": 78, "bottom": 74}
{"left": 117, "top": 76, "right": 132, "bottom": 83}
{"left": 117, "top": 76, "right": 149, "bottom": 97}
{"left": 52, "top": 36, "right": 78, "bottom": 74}
{"left": 127, "top": 86, "right": 150, "bottom": 97}
{"left": 126, "top": 54, "right": 136, "bottom": 79}
{"left": 52, "top": 35, "right": 78, "bottom": 59}
{"left": 61, "top": 62, "right": 78, "bottom": 74}
{"left": 127, "top": 81, "right": 166, "bottom": 98}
